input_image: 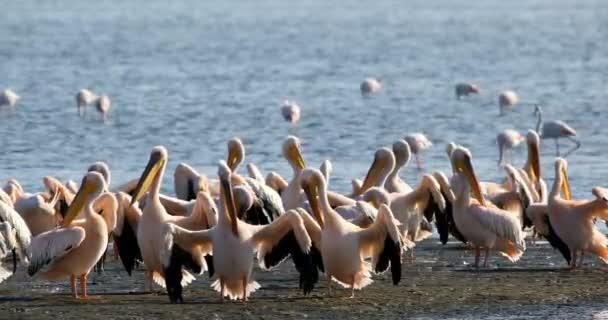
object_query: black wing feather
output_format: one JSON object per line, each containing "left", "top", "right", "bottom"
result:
{"left": 374, "top": 236, "right": 402, "bottom": 285}
{"left": 164, "top": 244, "right": 203, "bottom": 304}
{"left": 113, "top": 219, "right": 142, "bottom": 276}
{"left": 543, "top": 215, "right": 571, "bottom": 265}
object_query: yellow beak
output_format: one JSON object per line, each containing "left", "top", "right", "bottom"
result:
{"left": 302, "top": 181, "right": 324, "bottom": 228}
{"left": 62, "top": 177, "right": 95, "bottom": 227}
{"left": 130, "top": 153, "right": 165, "bottom": 206}
{"left": 561, "top": 166, "right": 571, "bottom": 200}
{"left": 456, "top": 155, "right": 486, "bottom": 206}
{"left": 290, "top": 146, "right": 306, "bottom": 170}
{"left": 359, "top": 158, "right": 380, "bottom": 195}
{"left": 220, "top": 174, "right": 239, "bottom": 236}
{"left": 527, "top": 140, "right": 541, "bottom": 181}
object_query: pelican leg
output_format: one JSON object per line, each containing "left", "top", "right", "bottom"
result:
{"left": 146, "top": 271, "right": 153, "bottom": 293}
{"left": 242, "top": 276, "right": 248, "bottom": 302}
{"left": 349, "top": 275, "right": 356, "bottom": 298}
{"left": 570, "top": 250, "right": 578, "bottom": 269}
{"left": 483, "top": 248, "right": 490, "bottom": 268}
{"left": 79, "top": 274, "right": 88, "bottom": 299}
{"left": 112, "top": 241, "right": 119, "bottom": 261}
{"left": 220, "top": 278, "right": 225, "bottom": 302}
{"left": 474, "top": 247, "right": 480, "bottom": 268}
{"left": 327, "top": 275, "right": 333, "bottom": 297}
{"left": 578, "top": 250, "right": 585, "bottom": 268}
{"left": 562, "top": 137, "right": 581, "bottom": 158}
{"left": 70, "top": 275, "right": 78, "bottom": 299}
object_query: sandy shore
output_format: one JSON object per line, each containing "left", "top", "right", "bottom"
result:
{"left": 2, "top": 239, "right": 608, "bottom": 319}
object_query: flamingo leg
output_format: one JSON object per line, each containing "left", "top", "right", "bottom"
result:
{"left": 70, "top": 275, "right": 77, "bottom": 299}
{"left": 555, "top": 139, "right": 560, "bottom": 156}
{"left": 562, "top": 137, "right": 581, "bottom": 158}
{"left": 474, "top": 247, "right": 480, "bottom": 268}
{"left": 416, "top": 155, "right": 422, "bottom": 170}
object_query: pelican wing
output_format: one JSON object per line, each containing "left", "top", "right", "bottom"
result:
{"left": 0, "top": 201, "right": 32, "bottom": 261}
{"left": 27, "top": 226, "right": 85, "bottom": 276}
{"left": 247, "top": 163, "right": 265, "bottom": 183}
{"left": 93, "top": 193, "right": 118, "bottom": 234}
{"left": 358, "top": 204, "right": 402, "bottom": 285}
{"left": 113, "top": 193, "right": 143, "bottom": 276}
{"left": 244, "top": 178, "right": 284, "bottom": 225}
{"left": 526, "top": 203, "right": 571, "bottom": 264}
{"left": 0, "top": 222, "right": 15, "bottom": 258}
{"left": 114, "top": 178, "right": 139, "bottom": 196}
{"left": 470, "top": 204, "right": 526, "bottom": 252}
{"left": 159, "top": 194, "right": 192, "bottom": 216}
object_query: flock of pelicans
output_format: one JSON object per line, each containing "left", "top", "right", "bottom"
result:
{"left": 0, "top": 80, "right": 597, "bottom": 306}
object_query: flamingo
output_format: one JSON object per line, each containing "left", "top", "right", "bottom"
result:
{"left": 534, "top": 105, "right": 580, "bottom": 157}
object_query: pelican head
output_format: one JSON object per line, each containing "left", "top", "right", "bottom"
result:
{"left": 432, "top": 171, "right": 456, "bottom": 203}
{"left": 226, "top": 137, "right": 244, "bottom": 171}
{"left": 300, "top": 168, "right": 325, "bottom": 227}
{"left": 130, "top": 146, "right": 168, "bottom": 205}
{"left": 63, "top": 172, "right": 105, "bottom": 227}
{"left": 392, "top": 140, "right": 411, "bottom": 167}
{"left": 554, "top": 158, "right": 571, "bottom": 200}
{"left": 218, "top": 161, "right": 239, "bottom": 236}
{"left": 526, "top": 130, "right": 541, "bottom": 180}
{"left": 233, "top": 185, "right": 254, "bottom": 219}
{"left": 533, "top": 104, "right": 542, "bottom": 116}
{"left": 88, "top": 161, "right": 111, "bottom": 189}
{"left": 359, "top": 147, "right": 395, "bottom": 195}
{"left": 282, "top": 135, "right": 306, "bottom": 171}
{"left": 361, "top": 187, "right": 390, "bottom": 209}
{"left": 451, "top": 147, "right": 486, "bottom": 206}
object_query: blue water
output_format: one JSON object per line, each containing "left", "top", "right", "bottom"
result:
{"left": 1, "top": 0, "right": 607, "bottom": 197}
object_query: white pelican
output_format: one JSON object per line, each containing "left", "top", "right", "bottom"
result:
{"left": 525, "top": 203, "right": 571, "bottom": 265}
{"left": 455, "top": 82, "right": 480, "bottom": 99}
{"left": 431, "top": 171, "right": 467, "bottom": 245}
{"left": 28, "top": 172, "right": 116, "bottom": 299}
{"left": 450, "top": 147, "right": 526, "bottom": 267}
{"left": 281, "top": 100, "right": 301, "bottom": 125}
{"left": 404, "top": 133, "right": 432, "bottom": 169}
{"left": 129, "top": 146, "right": 213, "bottom": 297}
{"left": 0, "top": 89, "right": 20, "bottom": 107}
{"left": 163, "top": 161, "right": 314, "bottom": 301}
{"left": 385, "top": 140, "right": 413, "bottom": 194}
{"left": 534, "top": 105, "right": 580, "bottom": 157}
{"left": 112, "top": 192, "right": 143, "bottom": 275}
{"left": 76, "top": 89, "right": 97, "bottom": 118}
{"left": 174, "top": 162, "right": 209, "bottom": 201}
{"left": 498, "top": 90, "right": 518, "bottom": 114}
{"left": 522, "top": 130, "right": 547, "bottom": 202}
{"left": 352, "top": 147, "right": 395, "bottom": 197}
{"left": 0, "top": 200, "right": 31, "bottom": 283}
{"left": 360, "top": 78, "right": 382, "bottom": 95}
{"left": 300, "top": 168, "right": 403, "bottom": 297}
{"left": 547, "top": 158, "right": 608, "bottom": 268}
{"left": 13, "top": 192, "right": 60, "bottom": 236}
{"left": 497, "top": 129, "right": 525, "bottom": 165}
{"left": 281, "top": 136, "right": 308, "bottom": 210}
{"left": 95, "top": 95, "right": 111, "bottom": 120}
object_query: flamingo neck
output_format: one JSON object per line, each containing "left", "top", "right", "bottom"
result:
{"left": 536, "top": 110, "right": 542, "bottom": 133}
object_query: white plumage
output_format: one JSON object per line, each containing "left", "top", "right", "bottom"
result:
{"left": 404, "top": 133, "right": 432, "bottom": 169}
{"left": 360, "top": 78, "right": 382, "bottom": 95}
{"left": 281, "top": 100, "right": 301, "bottom": 125}
{"left": 27, "top": 227, "right": 86, "bottom": 276}
{"left": 496, "top": 129, "right": 525, "bottom": 165}
{"left": 498, "top": 90, "right": 519, "bottom": 114}
{"left": 0, "top": 89, "right": 20, "bottom": 107}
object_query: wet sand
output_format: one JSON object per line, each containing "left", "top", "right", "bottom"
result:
{"left": 2, "top": 239, "right": 608, "bottom": 319}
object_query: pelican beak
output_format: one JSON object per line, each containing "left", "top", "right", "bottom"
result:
{"left": 290, "top": 145, "right": 306, "bottom": 170}
{"left": 528, "top": 140, "right": 541, "bottom": 181}
{"left": 561, "top": 165, "right": 571, "bottom": 200}
{"left": 130, "top": 152, "right": 165, "bottom": 206}
{"left": 359, "top": 157, "right": 380, "bottom": 195}
{"left": 302, "top": 180, "right": 324, "bottom": 227}
{"left": 227, "top": 143, "right": 242, "bottom": 171}
{"left": 62, "top": 177, "right": 95, "bottom": 227}
{"left": 220, "top": 173, "right": 239, "bottom": 236}
{"left": 456, "top": 154, "right": 486, "bottom": 206}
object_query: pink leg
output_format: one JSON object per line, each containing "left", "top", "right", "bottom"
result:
{"left": 70, "top": 275, "right": 77, "bottom": 299}
{"left": 578, "top": 250, "right": 585, "bottom": 268}
{"left": 570, "top": 250, "right": 577, "bottom": 269}
{"left": 474, "top": 247, "right": 480, "bottom": 268}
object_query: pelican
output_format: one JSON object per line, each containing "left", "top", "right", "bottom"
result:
{"left": 352, "top": 147, "right": 395, "bottom": 197}
{"left": 455, "top": 82, "right": 480, "bottom": 99}
{"left": 522, "top": 130, "right": 547, "bottom": 202}
{"left": 130, "top": 146, "right": 214, "bottom": 295}
{"left": 547, "top": 158, "right": 608, "bottom": 268}
{"left": 300, "top": 168, "right": 402, "bottom": 297}
{"left": 281, "top": 136, "right": 308, "bottom": 210}
{"left": 534, "top": 105, "right": 580, "bottom": 157}
{"left": 0, "top": 89, "right": 20, "bottom": 107}
{"left": 28, "top": 172, "right": 116, "bottom": 299}
{"left": 497, "top": 129, "right": 525, "bottom": 165}
{"left": 174, "top": 163, "right": 209, "bottom": 201}
{"left": 431, "top": 171, "right": 467, "bottom": 245}
{"left": 265, "top": 172, "right": 288, "bottom": 195}
{"left": 112, "top": 192, "right": 143, "bottom": 275}
{"left": 0, "top": 200, "right": 31, "bottom": 283}
{"left": 76, "top": 89, "right": 97, "bottom": 118}
{"left": 281, "top": 100, "right": 301, "bottom": 125}
{"left": 95, "top": 95, "right": 111, "bottom": 120}
{"left": 385, "top": 140, "right": 413, "bottom": 194}
{"left": 360, "top": 78, "right": 382, "bottom": 95}
{"left": 450, "top": 147, "right": 526, "bottom": 267}
{"left": 404, "top": 133, "right": 432, "bottom": 169}
{"left": 498, "top": 90, "right": 518, "bottom": 114}
{"left": 13, "top": 192, "right": 60, "bottom": 236}
{"left": 163, "top": 161, "right": 315, "bottom": 301}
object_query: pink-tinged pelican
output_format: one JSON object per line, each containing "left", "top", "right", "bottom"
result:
{"left": 162, "top": 161, "right": 314, "bottom": 301}
{"left": 547, "top": 158, "right": 608, "bottom": 268}
{"left": 385, "top": 140, "right": 413, "bottom": 194}
{"left": 455, "top": 82, "right": 480, "bottom": 99}
{"left": 76, "top": 89, "right": 97, "bottom": 118}
{"left": 450, "top": 147, "right": 526, "bottom": 267}
{"left": 281, "top": 100, "right": 301, "bottom": 125}
{"left": 352, "top": 147, "right": 395, "bottom": 197}
{"left": 28, "top": 172, "right": 116, "bottom": 299}
{"left": 360, "top": 78, "right": 382, "bottom": 95}
{"left": 497, "top": 129, "right": 525, "bottom": 165}
{"left": 534, "top": 105, "right": 580, "bottom": 157}
{"left": 300, "top": 168, "right": 403, "bottom": 297}
{"left": 0, "top": 89, "right": 20, "bottom": 107}
{"left": 404, "top": 133, "right": 432, "bottom": 169}
{"left": 498, "top": 90, "right": 518, "bottom": 115}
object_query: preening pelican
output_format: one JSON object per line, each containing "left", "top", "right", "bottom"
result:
{"left": 76, "top": 89, "right": 97, "bottom": 118}
{"left": 498, "top": 90, "right": 518, "bottom": 114}
{"left": 28, "top": 172, "right": 116, "bottom": 299}
{"left": 450, "top": 147, "right": 526, "bottom": 267}
{"left": 547, "top": 158, "right": 608, "bottom": 268}
{"left": 431, "top": 171, "right": 467, "bottom": 245}
{"left": 95, "top": 95, "right": 111, "bottom": 120}
{"left": 0, "top": 200, "right": 31, "bottom": 283}
{"left": 112, "top": 192, "right": 143, "bottom": 275}
{"left": 497, "top": 129, "right": 524, "bottom": 165}
{"left": 130, "top": 146, "right": 213, "bottom": 295}
{"left": 405, "top": 133, "right": 432, "bottom": 169}
{"left": 455, "top": 83, "right": 480, "bottom": 99}
{"left": 281, "top": 100, "right": 301, "bottom": 125}
{"left": 300, "top": 168, "right": 403, "bottom": 297}
{"left": 0, "top": 89, "right": 20, "bottom": 107}
{"left": 385, "top": 140, "right": 413, "bottom": 194}
{"left": 522, "top": 130, "right": 547, "bottom": 203}
{"left": 360, "top": 78, "right": 382, "bottom": 95}
{"left": 174, "top": 163, "right": 208, "bottom": 201}
{"left": 163, "top": 161, "right": 315, "bottom": 301}
{"left": 534, "top": 105, "right": 580, "bottom": 157}
{"left": 281, "top": 136, "right": 308, "bottom": 210}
